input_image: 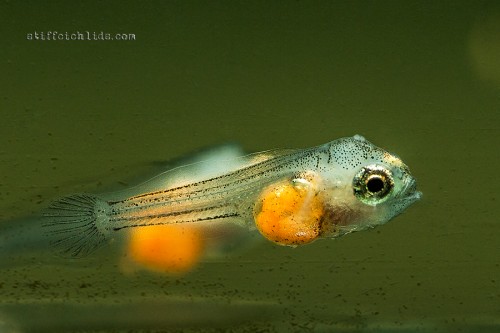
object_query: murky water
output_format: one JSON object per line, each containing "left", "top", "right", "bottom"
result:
{"left": 1, "top": 1, "right": 499, "bottom": 332}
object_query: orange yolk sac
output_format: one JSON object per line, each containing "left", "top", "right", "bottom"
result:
{"left": 254, "top": 179, "right": 325, "bottom": 246}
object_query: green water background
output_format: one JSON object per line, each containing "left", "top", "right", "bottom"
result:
{"left": 0, "top": 1, "right": 499, "bottom": 332}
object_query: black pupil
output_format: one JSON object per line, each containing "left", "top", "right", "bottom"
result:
{"left": 367, "top": 177, "right": 385, "bottom": 193}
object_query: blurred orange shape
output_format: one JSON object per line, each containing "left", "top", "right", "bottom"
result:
{"left": 128, "top": 224, "right": 205, "bottom": 274}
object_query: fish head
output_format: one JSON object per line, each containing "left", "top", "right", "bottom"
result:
{"left": 321, "top": 135, "right": 422, "bottom": 236}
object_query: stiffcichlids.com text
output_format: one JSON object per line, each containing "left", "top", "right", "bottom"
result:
{"left": 26, "top": 31, "right": 136, "bottom": 41}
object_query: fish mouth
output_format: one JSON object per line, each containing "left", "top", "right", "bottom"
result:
{"left": 395, "top": 177, "right": 422, "bottom": 204}
{"left": 406, "top": 190, "right": 422, "bottom": 202}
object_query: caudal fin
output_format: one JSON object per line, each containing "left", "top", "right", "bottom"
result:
{"left": 42, "top": 194, "right": 111, "bottom": 258}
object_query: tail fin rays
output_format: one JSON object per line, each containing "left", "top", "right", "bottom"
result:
{"left": 42, "top": 194, "right": 110, "bottom": 258}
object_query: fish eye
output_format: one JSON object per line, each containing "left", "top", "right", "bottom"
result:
{"left": 366, "top": 175, "right": 385, "bottom": 193}
{"left": 353, "top": 165, "right": 394, "bottom": 205}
